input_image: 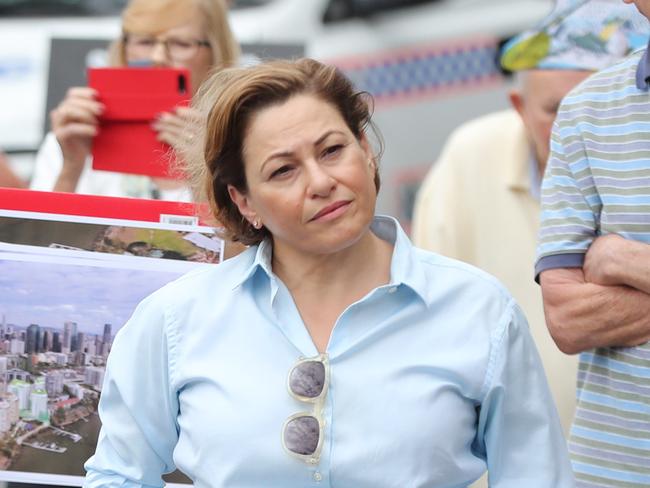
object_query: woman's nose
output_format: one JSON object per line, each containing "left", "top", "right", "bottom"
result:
{"left": 307, "top": 163, "right": 336, "bottom": 197}
{"left": 150, "top": 41, "right": 169, "bottom": 66}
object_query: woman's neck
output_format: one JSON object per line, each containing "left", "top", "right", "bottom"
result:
{"left": 271, "top": 228, "right": 394, "bottom": 353}
{"left": 271, "top": 229, "right": 393, "bottom": 298}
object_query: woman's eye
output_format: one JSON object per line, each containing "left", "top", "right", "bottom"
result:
{"left": 168, "top": 39, "right": 193, "bottom": 49}
{"left": 136, "top": 38, "right": 156, "bottom": 48}
{"left": 270, "top": 165, "right": 293, "bottom": 179}
{"left": 322, "top": 144, "right": 343, "bottom": 158}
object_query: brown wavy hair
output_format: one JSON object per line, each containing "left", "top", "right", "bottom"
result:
{"left": 183, "top": 58, "right": 382, "bottom": 246}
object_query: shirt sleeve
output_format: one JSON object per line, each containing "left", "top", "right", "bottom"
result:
{"left": 29, "top": 132, "right": 64, "bottom": 191}
{"left": 476, "top": 301, "right": 575, "bottom": 487}
{"left": 535, "top": 115, "right": 600, "bottom": 278}
{"left": 83, "top": 292, "right": 180, "bottom": 488}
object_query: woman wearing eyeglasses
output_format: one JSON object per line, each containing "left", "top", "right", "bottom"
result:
{"left": 84, "top": 58, "right": 575, "bottom": 487}
{"left": 29, "top": 0, "right": 239, "bottom": 200}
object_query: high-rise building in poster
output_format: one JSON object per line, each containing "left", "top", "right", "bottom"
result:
{"left": 0, "top": 399, "right": 11, "bottom": 432}
{"left": 9, "top": 339, "right": 24, "bottom": 355}
{"left": 41, "top": 328, "right": 53, "bottom": 352}
{"left": 30, "top": 389, "right": 48, "bottom": 422}
{"left": 103, "top": 323, "right": 112, "bottom": 345}
{"left": 53, "top": 331, "right": 61, "bottom": 353}
{"left": 8, "top": 380, "right": 30, "bottom": 411}
{"left": 25, "top": 324, "right": 40, "bottom": 354}
{"left": 76, "top": 332, "right": 86, "bottom": 354}
{"left": 45, "top": 370, "right": 64, "bottom": 396}
{"left": 63, "top": 321, "right": 77, "bottom": 353}
{"left": 85, "top": 367, "right": 104, "bottom": 390}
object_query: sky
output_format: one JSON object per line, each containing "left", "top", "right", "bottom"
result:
{"left": 0, "top": 254, "right": 186, "bottom": 336}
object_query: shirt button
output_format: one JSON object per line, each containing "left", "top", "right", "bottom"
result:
{"left": 313, "top": 471, "right": 322, "bottom": 482}
{"left": 388, "top": 286, "right": 398, "bottom": 294}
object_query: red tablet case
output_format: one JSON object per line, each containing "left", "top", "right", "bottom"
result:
{"left": 88, "top": 67, "right": 191, "bottom": 178}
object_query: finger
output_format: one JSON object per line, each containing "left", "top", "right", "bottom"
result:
{"left": 155, "top": 112, "right": 188, "bottom": 131}
{"left": 153, "top": 124, "right": 194, "bottom": 150}
{"left": 154, "top": 128, "right": 184, "bottom": 149}
{"left": 51, "top": 106, "right": 100, "bottom": 129}
{"left": 155, "top": 117, "right": 198, "bottom": 141}
{"left": 173, "top": 106, "right": 203, "bottom": 123}
{"left": 65, "top": 86, "right": 99, "bottom": 100}
{"left": 51, "top": 97, "right": 104, "bottom": 127}
{"left": 56, "top": 97, "right": 104, "bottom": 118}
{"left": 68, "top": 96, "right": 104, "bottom": 115}
{"left": 54, "top": 123, "right": 98, "bottom": 141}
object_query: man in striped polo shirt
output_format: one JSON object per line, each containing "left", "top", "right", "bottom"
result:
{"left": 537, "top": 0, "right": 650, "bottom": 486}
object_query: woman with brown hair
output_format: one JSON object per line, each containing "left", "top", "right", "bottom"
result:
{"left": 84, "top": 58, "right": 574, "bottom": 487}
{"left": 30, "top": 0, "right": 238, "bottom": 200}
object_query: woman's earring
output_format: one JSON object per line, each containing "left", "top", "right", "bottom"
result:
{"left": 252, "top": 218, "right": 262, "bottom": 229}
{"left": 368, "top": 158, "right": 374, "bottom": 169}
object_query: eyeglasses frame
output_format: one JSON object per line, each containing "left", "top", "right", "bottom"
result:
{"left": 122, "top": 33, "right": 211, "bottom": 62}
{"left": 281, "top": 353, "right": 330, "bottom": 465}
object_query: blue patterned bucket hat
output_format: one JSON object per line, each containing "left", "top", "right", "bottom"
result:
{"left": 501, "top": 0, "right": 650, "bottom": 71}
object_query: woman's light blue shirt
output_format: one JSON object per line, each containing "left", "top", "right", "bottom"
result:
{"left": 84, "top": 216, "right": 574, "bottom": 488}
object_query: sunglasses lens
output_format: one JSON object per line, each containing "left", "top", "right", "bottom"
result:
{"left": 284, "top": 415, "right": 319, "bottom": 455}
{"left": 289, "top": 360, "right": 326, "bottom": 398}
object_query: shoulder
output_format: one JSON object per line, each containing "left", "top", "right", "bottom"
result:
{"left": 406, "top": 245, "right": 526, "bottom": 374}
{"left": 149, "top": 246, "right": 257, "bottom": 309}
{"left": 444, "top": 109, "right": 523, "bottom": 149}
{"left": 422, "top": 109, "right": 525, "bottom": 192}
{"left": 113, "top": 247, "right": 259, "bottom": 346}
{"left": 108, "top": 247, "right": 258, "bottom": 375}
{"left": 412, "top": 246, "right": 516, "bottom": 320}
{"left": 558, "top": 49, "right": 644, "bottom": 123}
{"left": 434, "top": 109, "right": 526, "bottom": 176}
{"left": 572, "top": 49, "right": 641, "bottom": 94}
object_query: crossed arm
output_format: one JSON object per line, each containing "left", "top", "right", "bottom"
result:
{"left": 540, "top": 235, "right": 650, "bottom": 354}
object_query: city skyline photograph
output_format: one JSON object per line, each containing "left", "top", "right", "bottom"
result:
{"left": 0, "top": 246, "right": 198, "bottom": 486}
{"left": 0, "top": 251, "right": 196, "bottom": 335}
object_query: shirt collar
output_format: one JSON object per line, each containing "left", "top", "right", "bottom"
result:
{"left": 371, "top": 215, "right": 428, "bottom": 303}
{"left": 635, "top": 42, "right": 650, "bottom": 91}
{"left": 231, "top": 238, "right": 273, "bottom": 290}
{"left": 232, "top": 215, "right": 428, "bottom": 302}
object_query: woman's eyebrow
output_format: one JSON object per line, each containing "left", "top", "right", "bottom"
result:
{"left": 260, "top": 130, "right": 347, "bottom": 171}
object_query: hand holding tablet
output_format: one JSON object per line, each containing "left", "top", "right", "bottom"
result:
{"left": 88, "top": 67, "right": 191, "bottom": 178}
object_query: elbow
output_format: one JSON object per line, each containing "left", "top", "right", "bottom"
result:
{"left": 543, "top": 305, "right": 586, "bottom": 355}
{"left": 540, "top": 269, "right": 593, "bottom": 355}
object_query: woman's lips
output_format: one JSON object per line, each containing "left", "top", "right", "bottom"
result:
{"left": 310, "top": 200, "right": 351, "bottom": 222}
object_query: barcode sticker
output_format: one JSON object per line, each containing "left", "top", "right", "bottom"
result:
{"left": 159, "top": 214, "right": 199, "bottom": 226}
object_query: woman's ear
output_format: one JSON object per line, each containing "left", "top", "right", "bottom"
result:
{"left": 228, "top": 184, "right": 256, "bottom": 224}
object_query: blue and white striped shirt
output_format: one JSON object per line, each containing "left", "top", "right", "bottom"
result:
{"left": 536, "top": 46, "right": 650, "bottom": 487}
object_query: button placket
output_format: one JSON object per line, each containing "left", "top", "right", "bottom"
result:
{"left": 306, "top": 364, "right": 333, "bottom": 486}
